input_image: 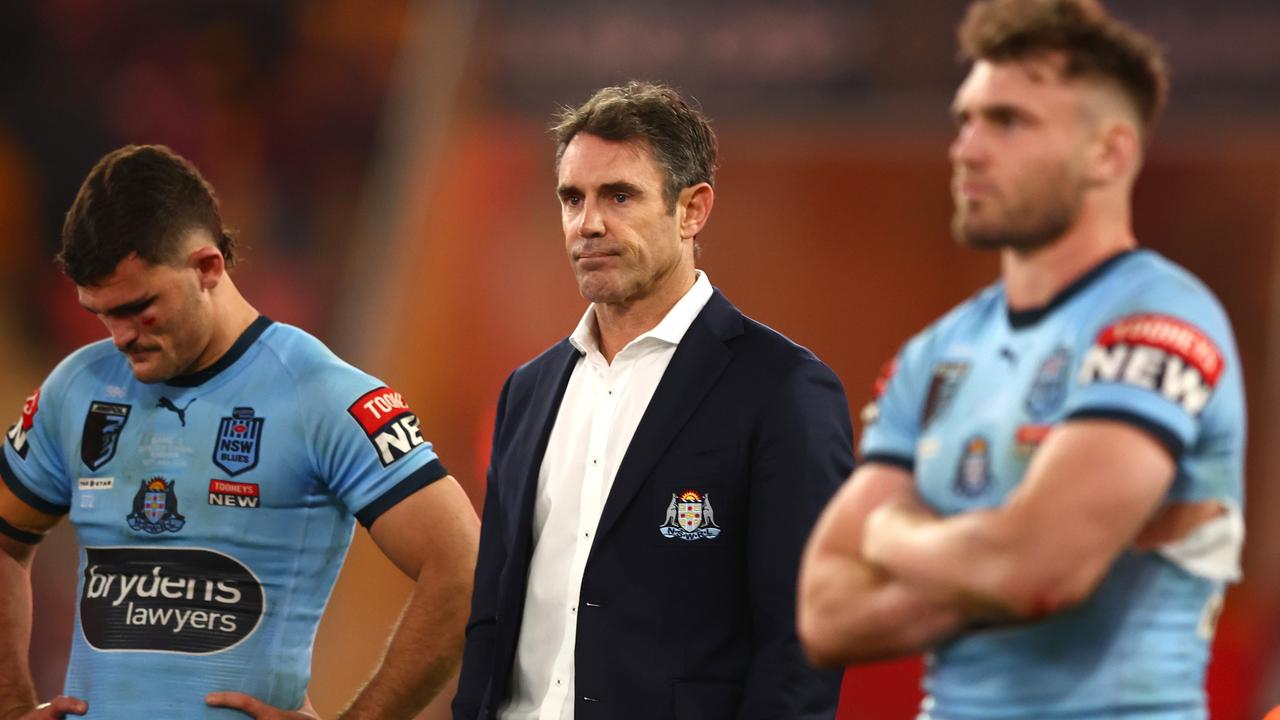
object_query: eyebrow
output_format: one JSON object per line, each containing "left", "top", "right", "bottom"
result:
{"left": 557, "top": 181, "right": 647, "bottom": 199}
{"left": 81, "top": 294, "right": 157, "bottom": 318}
{"left": 952, "top": 102, "right": 1031, "bottom": 124}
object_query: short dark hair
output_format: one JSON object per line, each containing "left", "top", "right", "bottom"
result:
{"left": 958, "top": 0, "right": 1169, "bottom": 137}
{"left": 551, "top": 81, "right": 718, "bottom": 208}
{"left": 59, "top": 144, "right": 237, "bottom": 286}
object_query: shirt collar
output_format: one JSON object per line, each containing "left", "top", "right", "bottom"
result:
{"left": 569, "top": 271, "right": 713, "bottom": 356}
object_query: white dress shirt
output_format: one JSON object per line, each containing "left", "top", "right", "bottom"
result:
{"left": 499, "top": 271, "right": 714, "bottom": 720}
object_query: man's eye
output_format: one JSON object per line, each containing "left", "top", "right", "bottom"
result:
{"left": 613, "top": 193, "right": 629, "bottom": 204}
{"left": 563, "top": 195, "right": 582, "bottom": 206}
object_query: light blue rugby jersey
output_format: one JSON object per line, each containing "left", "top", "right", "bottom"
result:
{"left": 861, "top": 250, "right": 1245, "bottom": 719}
{"left": 0, "top": 317, "right": 447, "bottom": 718}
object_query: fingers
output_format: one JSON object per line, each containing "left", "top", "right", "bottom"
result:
{"left": 205, "top": 691, "right": 270, "bottom": 717}
{"left": 205, "top": 692, "right": 317, "bottom": 719}
{"left": 31, "top": 696, "right": 88, "bottom": 718}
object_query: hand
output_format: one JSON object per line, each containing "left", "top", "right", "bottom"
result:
{"left": 16, "top": 697, "right": 88, "bottom": 719}
{"left": 205, "top": 692, "right": 320, "bottom": 719}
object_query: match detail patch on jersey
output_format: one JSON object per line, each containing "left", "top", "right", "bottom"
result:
{"left": 658, "top": 490, "right": 721, "bottom": 541}
{"left": 1078, "top": 314, "right": 1224, "bottom": 416}
{"left": 80, "top": 401, "right": 131, "bottom": 471}
{"left": 208, "top": 479, "right": 260, "bottom": 509}
{"left": 923, "top": 361, "right": 969, "bottom": 428}
{"left": 5, "top": 388, "right": 40, "bottom": 459}
{"left": 80, "top": 546, "right": 265, "bottom": 654}
{"left": 213, "top": 407, "right": 264, "bottom": 476}
{"left": 347, "top": 387, "right": 426, "bottom": 467}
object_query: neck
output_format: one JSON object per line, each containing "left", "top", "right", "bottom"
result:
{"left": 1001, "top": 200, "right": 1135, "bottom": 310}
{"left": 191, "top": 279, "right": 261, "bottom": 373}
{"left": 593, "top": 266, "right": 696, "bottom": 363}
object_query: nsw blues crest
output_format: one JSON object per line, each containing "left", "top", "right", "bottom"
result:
{"left": 80, "top": 401, "right": 131, "bottom": 471}
{"left": 126, "top": 477, "right": 186, "bottom": 534}
{"left": 1025, "top": 347, "right": 1073, "bottom": 421}
{"left": 659, "top": 490, "right": 721, "bottom": 541}
{"left": 213, "top": 407, "right": 264, "bottom": 476}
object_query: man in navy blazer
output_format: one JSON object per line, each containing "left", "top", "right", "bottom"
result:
{"left": 453, "top": 81, "right": 852, "bottom": 720}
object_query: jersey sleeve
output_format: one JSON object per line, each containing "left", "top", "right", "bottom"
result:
{"left": 1063, "top": 281, "right": 1240, "bottom": 458}
{"left": 303, "top": 366, "right": 449, "bottom": 529}
{"left": 1, "top": 371, "right": 76, "bottom": 516}
{"left": 858, "top": 331, "right": 936, "bottom": 470}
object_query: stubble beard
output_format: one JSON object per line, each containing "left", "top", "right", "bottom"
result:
{"left": 952, "top": 173, "right": 1084, "bottom": 254}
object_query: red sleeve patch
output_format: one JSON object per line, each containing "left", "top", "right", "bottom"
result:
{"left": 871, "top": 357, "right": 897, "bottom": 400}
{"left": 6, "top": 387, "right": 39, "bottom": 458}
{"left": 346, "top": 387, "right": 425, "bottom": 467}
{"left": 348, "top": 387, "right": 413, "bottom": 434}
{"left": 1096, "top": 314, "right": 1224, "bottom": 383}
{"left": 1081, "top": 314, "right": 1224, "bottom": 416}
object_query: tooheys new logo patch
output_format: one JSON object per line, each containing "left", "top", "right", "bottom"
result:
{"left": 1078, "top": 314, "right": 1224, "bottom": 416}
{"left": 5, "top": 387, "right": 40, "bottom": 459}
{"left": 348, "top": 387, "right": 425, "bottom": 466}
{"left": 80, "top": 547, "right": 265, "bottom": 654}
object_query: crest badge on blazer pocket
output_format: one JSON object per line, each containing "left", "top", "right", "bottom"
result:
{"left": 658, "top": 489, "right": 721, "bottom": 541}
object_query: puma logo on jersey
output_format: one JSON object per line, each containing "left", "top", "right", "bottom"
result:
{"left": 1078, "top": 314, "right": 1223, "bottom": 416}
{"left": 157, "top": 397, "right": 195, "bottom": 426}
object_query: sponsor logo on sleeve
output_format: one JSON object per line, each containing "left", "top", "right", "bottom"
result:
{"left": 80, "top": 401, "right": 131, "bottom": 471}
{"left": 213, "top": 407, "right": 264, "bottom": 476}
{"left": 658, "top": 490, "right": 721, "bottom": 541}
{"left": 5, "top": 388, "right": 40, "bottom": 459}
{"left": 126, "top": 478, "right": 186, "bottom": 534}
{"left": 347, "top": 387, "right": 426, "bottom": 467}
{"left": 80, "top": 546, "right": 265, "bottom": 654}
{"left": 1077, "top": 314, "right": 1224, "bottom": 416}
{"left": 208, "top": 479, "right": 260, "bottom": 509}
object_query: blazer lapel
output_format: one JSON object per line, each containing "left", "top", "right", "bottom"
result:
{"left": 593, "top": 290, "right": 743, "bottom": 542}
{"left": 508, "top": 340, "right": 581, "bottom": 558}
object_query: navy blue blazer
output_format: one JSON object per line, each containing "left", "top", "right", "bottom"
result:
{"left": 453, "top": 289, "right": 853, "bottom": 720}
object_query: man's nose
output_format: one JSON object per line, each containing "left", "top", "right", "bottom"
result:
{"left": 104, "top": 316, "right": 140, "bottom": 350}
{"left": 576, "top": 198, "right": 606, "bottom": 238}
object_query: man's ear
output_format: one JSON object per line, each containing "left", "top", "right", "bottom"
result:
{"left": 678, "top": 183, "right": 715, "bottom": 240}
{"left": 190, "top": 246, "right": 226, "bottom": 290}
{"left": 1085, "top": 118, "right": 1141, "bottom": 187}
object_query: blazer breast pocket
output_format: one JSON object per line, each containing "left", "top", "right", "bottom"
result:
{"left": 650, "top": 444, "right": 741, "bottom": 481}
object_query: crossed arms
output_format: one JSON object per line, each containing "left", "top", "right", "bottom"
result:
{"left": 797, "top": 418, "right": 1197, "bottom": 666}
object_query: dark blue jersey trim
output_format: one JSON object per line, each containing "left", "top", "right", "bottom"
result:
{"left": 1006, "top": 250, "right": 1135, "bottom": 329}
{"left": 0, "top": 516, "right": 42, "bottom": 545}
{"left": 1064, "top": 408, "right": 1185, "bottom": 460}
{"left": 166, "top": 316, "right": 274, "bottom": 388}
{"left": 860, "top": 452, "right": 915, "bottom": 472}
{"left": 0, "top": 452, "right": 69, "bottom": 516}
{"left": 355, "top": 458, "right": 449, "bottom": 529}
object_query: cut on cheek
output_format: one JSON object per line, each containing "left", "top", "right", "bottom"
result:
{"left": 140, "top": 316, "right": 156, "bottom": 327}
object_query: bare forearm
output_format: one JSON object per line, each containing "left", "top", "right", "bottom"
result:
{"left": 0, "top": 549, "right": 37, "bottom": 719}
{"left": 338, "top": 576, "right": 470, "bottom": 720}
{"left": 799, "top": 552, "right": 964, "bottom": 667}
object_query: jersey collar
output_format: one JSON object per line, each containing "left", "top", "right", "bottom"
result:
{"left": 164, "top": 315, "right": 274, "bottom": 388}
{"left": 1006, "top": 250, "right": 1136, "bottom": 329}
